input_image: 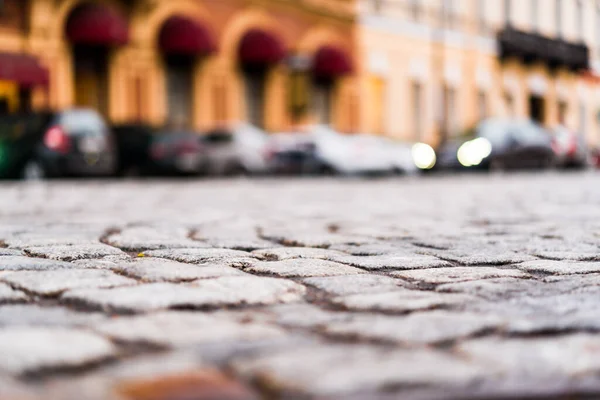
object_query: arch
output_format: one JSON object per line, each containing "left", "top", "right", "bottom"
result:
{"left": 50, "top": 0, "right": 126, "bottom": 42}
{"left": 296, "top": 25, "right": 351, "bottom": 57}
{"left": 220, "top": 8, "right": 288, "bottom": 66}
{"left": 130, "top": 0, "right": 216, "bottom": 51}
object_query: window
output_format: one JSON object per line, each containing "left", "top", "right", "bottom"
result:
{"left": 409, "top": 0, "right": 421, "bottom": 22}
{"left": 370, "top": 75, "right": 385, "bottom": 135}
{"left": 477, "top": 0, "right": 489, "bottom": 33}
{"left": 313, "top": 78, "right": 333, "bottom": 125}
{"left": 443, "top": 85, "right": 457, "bottom": 136}
{"left": 411, "top": 81, "right": 423, "bottom": 140}
{"left": 372, "top": 0, "right": 383, "bottom": 14}
{"left": 579, "top": 102, "right": 587, "bottom": 134}
{"left": 555, "top": 0, "right": 562, "bottom": 37}
{"left": 504, "top": 0, "right": 512, "bottom": 25}
{"left": 478, "top": 91, "right": 488, "bottom": 120}
{"left": 243, "top": 68, "right": 267, "bottom": 128}
{"left": 442, "top": 0, "right": 454, "bottom": 28}
{"left": 558, "top": 101, "right": 568, "bottom": 125}
{"left": 576, "top": 0, "right": 583, "bottom": 41}
{"left": 597, "top": 3, "right": 600, "bottom": 52}
{"left": 531, "top": 0, "right": 539, "bottom": 31}
{"left": 504, "top": 92, "right": 515, "bottom": 116}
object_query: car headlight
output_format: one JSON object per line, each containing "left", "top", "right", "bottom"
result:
{"left": 411, "top": 143, "right": 436, "bottom": 170}
{"left": 457, "top": 138, "right": 492, "bottom": 167}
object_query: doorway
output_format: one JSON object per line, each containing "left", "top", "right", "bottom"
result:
{"left": 73, "top": 46, "right": 109, "bottom": 117}
{"left": 529, "top": 95, "right": 545, "bottom": 124}
{"left": 165, "top": 55, "right": 194, "bottom": 129}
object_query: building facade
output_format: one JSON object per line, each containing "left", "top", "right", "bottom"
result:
{"left": 0, "top": 0, "right": 361, "bottom": 133}
{"left": 360, "top": 0, "right": 600, "bottom": 146}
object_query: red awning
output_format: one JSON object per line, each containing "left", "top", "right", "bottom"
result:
{"left": 0, "top": 53, "right": 49, "bottom": 88}
{"left": 159, "top": 16, "right": 216, "bottom": 56}
{"left": 313, "top": 46, "right": 353, "bottom": 78}
{"left": 238, "top": 29, "right": 286, "bottom": 65}
{"left": 66, "top": 3, "right": 129, "bottom": 46}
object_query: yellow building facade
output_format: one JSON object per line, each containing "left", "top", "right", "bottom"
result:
{"left": 360, "top": 0, "right": 600, "bottom": 146}
{"left": 0, "top": 0, "right": 361, "bottom": 133}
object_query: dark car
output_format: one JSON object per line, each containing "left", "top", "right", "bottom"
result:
{"left": 0, "top": 109, "right": 117, "bottom": 180}
{"left": 266, "top": 132, "right": 323, "bottom": 175}
{"left": 112, "top": 124, "right": 206, "bottom": 176}
{"left": 434, "top": 118, "right": 555, "bottom": 171}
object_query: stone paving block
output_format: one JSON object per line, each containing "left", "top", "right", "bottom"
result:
{"left": 329, "top": 243, "right": 421, "bottom": 256}
{"left": 0, "top": 282, "right": 28, "bottom": 303}
{"left": 113, "top": 257, "right": 248, "bottom": 282}
{"left": 201, "top": 237, "right": 276, "bottom": 251}
{"left": 245, "top": 303, "right": 355, "bottom": 329}
{"left": 323, "top": 310, "right": 503, "bottom": 344}
{"left": 116, "top": 369, "right": 259, "bottom": 400}
{"left": 457, "top": 334, "right": 600, "bottom": 380}
{"left": 325, "top": 253, "right": 453, "bottom": 270}
{"left": 0, "top": 256, "right": 73, "bottom": 271}
{"left": 106, "top": 227, "right": 210, "bottom": 251}
{"left": 93, "top": 311, "right": 285, "bottom": 347}
{"left": 0, "top": 249, "right": 23, "bottom": 256}
{"left": 143, "top": 248, "right": 255, "bottom": 264}
{"left": 5, "top": 237, "right": 100, "bottom": 249}
{"left": 23, "top": 244, "right": 126, "bottom": 261}
{"left": 0, "top": 305, "right": 105, "bottom": 327}
{"left": 260, "top": 231, "right": 374, "bottom": 248}
{"left": 331, "top": 289, "right": 475, "bottom": 313}
{"left": 0, "top": 269, "right": 136, "bottom": 296}
{"left": 63, "top": 277, "right": 306, "bottom": 312}
{"left": 232, "top": 344, "right": 483, "bottom": 396}
{"left": 252, "top": 247, "right": 348, "bottom": 261}
{"left": 392, "top": 266, "right": 530, "bottom": 284}
{"left": 0, "top": 327, "right": 116, "bottom": 374}
{"left": 302, "top": 274, "right": 403, "bottom": 296}
{"left": 238, "top": 258, "right": 365, "bottom": 278}
{"left": 429, "top": 250, "right": 536, "bottom": 266}
{"left": 516, "top": 260, "right": 600, "bottom": 275}
{"left": 436, "top": 277, "right": 571, "bottom": 301}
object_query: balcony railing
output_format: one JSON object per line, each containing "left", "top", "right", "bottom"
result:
{"left": 498, "top": 26, "right": 589, "bottom": 72}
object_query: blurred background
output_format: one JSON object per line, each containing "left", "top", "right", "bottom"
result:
{"left": 0, "top": 0, "right": 600, "bottom": 179}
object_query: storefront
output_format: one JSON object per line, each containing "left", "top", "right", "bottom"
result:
{"left": 0, "top": 53, "right": 48, "bottom": 113}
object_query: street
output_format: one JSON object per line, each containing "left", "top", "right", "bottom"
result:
{"left": 1, "top": 172, "right": 600, "bottom": 399}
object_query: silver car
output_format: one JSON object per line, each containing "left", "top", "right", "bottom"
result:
{"left": 202, "top": 123, "right": 271, "bottom": 176}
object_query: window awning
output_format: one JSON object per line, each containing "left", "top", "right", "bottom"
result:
{"left": 313, "top": 46, "right": 353, "bottom": 79}
{"left": 0, "top": 53, "right": 49, "bottom": 88}
{"left": 238, "top": 29, "right": 286, "bottom": 66}
{"left": 66, "top": 3, "right": 129, "bottom": 46}
{"left": 159, "top": 16, "right": 216, "bottom": 56}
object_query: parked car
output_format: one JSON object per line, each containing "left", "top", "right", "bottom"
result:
{"left": 267, "top": 132, "right": 321, "bottom": 175}
{"left": 434, "top": 118, "right": 555, "bottom": 171}
{"left": 0, "top": 108, "right": 116, "bottom": 180}
{"left": 550, "top": 125, "right": 588, "bottom": 169}
{"left": 592, "top": 147, "right": 600, "bottom": 169}
{"left": 112, "top": 124, "right": 206, "bottom": 176}
{"left": 201, "top": 123, "right": 271, "bottom": 176}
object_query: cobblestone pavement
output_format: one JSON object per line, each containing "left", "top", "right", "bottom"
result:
{"left": 1, "top": 172, "right": 600, "bottom": 399}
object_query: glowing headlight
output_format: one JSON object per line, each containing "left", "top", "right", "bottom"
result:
{"left": 412, "top": 143, "right": 436, "bottom": 170}
{"left": 457, "top": 138, "right": 492, "bottom": 167}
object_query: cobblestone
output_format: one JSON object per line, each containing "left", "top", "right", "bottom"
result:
{"left": 0, "top": 269, "right": 136, "bottom": 296}
{"left": 63, "top": 276, "right": 306, "bottom": 312}
{"left": 238, "top": 258, "right": 366, "bottom": 277}
{"left": 1, "top": 174, "right": 600, "bottom": 399}
{"left": 0, "top": 283, "right": 28, "bottom": 303}
{"left": 0, "top": 327, "right": 115, "bottom": 374}
{"left": 112, "top": 257, "right": 248, "bottom": 282}
{"left": 93, "top": 311, "right": 285, "bottom": 347}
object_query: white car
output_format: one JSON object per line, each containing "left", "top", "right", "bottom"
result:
{"left": 202, "top": 123, "right": 271, "bottom": 175}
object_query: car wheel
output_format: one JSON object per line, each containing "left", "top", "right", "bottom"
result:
{"left": 22, "top": 160, "right": 46, "bottom": 181}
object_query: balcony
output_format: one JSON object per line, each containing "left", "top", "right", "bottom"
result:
{"left": 498, "top": 26, "right": 589, "bottom": 72}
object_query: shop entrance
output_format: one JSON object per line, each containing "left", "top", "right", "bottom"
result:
{"left": 529, "top": 95, "right": 545, "bottom": 124}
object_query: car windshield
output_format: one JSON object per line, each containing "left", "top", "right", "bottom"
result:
{"left": 203, "top": 130, "right": 234, "bottom": 144}
{"left": 57, "top": 110, "right": 107, "bottom": 136}
{"left": 478, "top": 119, "right": 513, "bottom": 145}
{"left": 513, "top": 122, "right": 549, "bottom": 145}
